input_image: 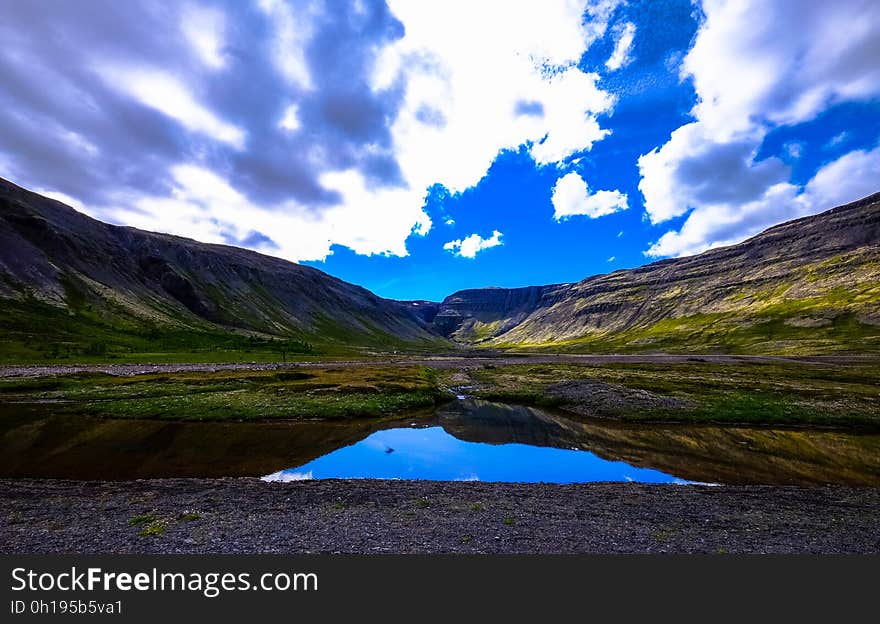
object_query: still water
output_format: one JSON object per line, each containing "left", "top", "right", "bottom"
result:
{"left": 263, "top": 425, "right": 694, "bottom": 483}
{"left": 263, "top": 401, "right": 697, "bottom": 483}
{"left": 2, "top": 399, "right": 879, "bottom": 485}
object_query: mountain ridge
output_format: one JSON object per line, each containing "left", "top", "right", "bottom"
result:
{"left": 0, "top": 176, "right": 443, "bottom": 360}
{"left": 429, "top": 191, "right": 880, "bottom": 353}
{"left": 1, "top": 175, "right": 878, "bottom": 360}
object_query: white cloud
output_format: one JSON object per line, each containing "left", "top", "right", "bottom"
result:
{"left": 799, "top": 145, "right": 880, "bottom": 210}
{"left": 98, "top": 67, "right": 245, "bottom": 148}
{"left": 639, "top": 123, "right": 790, "bottom": 224}
{"left": 784, "top": 141, "right": 803, "bottom": 159}
{"left": 605, "top": 22, "right": 636, "bottom": 71}
{"left": 35, "top": 189, "right": 84, "bottom": 212}
{"left": 685, "top": 0, "right": 880, "bottom": 139}
{"left": 262, "top": 470, "right": 314, "bottom": 482}
{"left": 528, "top": 69, "right": 615, "bottom": 165}
{"left": 279, "top": 104, "right": 301, "bottom": 132}
{"left": 640, "top": 0, "right": 880, "bottom": 257}
{"left": 827, "top": 131, "right": 850, "bottom": 148}
{"left": 5, "top": 1, "right": 625, "bottom": 265}
{"left": 105, "top": 163, "right": 433, "bottom": 262}
{"left": 116, "top": 1, "right": 622, "bottom": 262}
{"left": 645, "top": 144, "right": 880, "bottom": 257}
{"left": 443, "top": 230, "right": 503, "bottom": 259}
{"left": 181, "top": 4, "right": 226, "bottom": 69}
{"left": 551, "top": 171, "right": 628, "bottom": 220}
{"left": 373, "top": 0, "right": 620, "bottom": 198}
{"left": 257, "top": 0, "right": 314, "bottom": 89}
{"left": 607, "top": 255, "right": 615, "bottom": 262}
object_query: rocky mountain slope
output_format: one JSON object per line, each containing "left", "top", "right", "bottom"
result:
{"left": 0, "top": 177, "right": 443, "bottom": 359}
{"left": 2, "top": 176, "right": 878, "bottom": 360}
{"left": 431, "top": 193, "right": 880, "bottom": 353}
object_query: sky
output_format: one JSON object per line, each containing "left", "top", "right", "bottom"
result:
{"left": 0, "top": 0, "right": 879, "bottom": 302}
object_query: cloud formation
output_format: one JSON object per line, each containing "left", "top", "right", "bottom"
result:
{"left": 551, "top": 172, "right": 628, "bottom": 220}
{"left": 640, "top": 0, "right": 880, "bottom": 257}
{"left": 443, "top": 230, "right": 504, "bottom": 259}
{"left": 0, "top": 0, "right": 624, "bottom": 263}
{"left": 605, "top": 22, "right": 636, "bottom": 71}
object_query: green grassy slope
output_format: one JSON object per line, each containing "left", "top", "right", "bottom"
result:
{"left": 499, "top": 254, "right": 880, "bottom": 355}
{"left": 472, "top": 193, "right": 880, "bottom": 354}
{"left": 0, "top": 177, "right": 448, "bottom": 363}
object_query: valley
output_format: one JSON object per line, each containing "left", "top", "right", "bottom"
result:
{"left": 1, "top": 180, "right": 879, "bottom": 554}
{"left": 2, "top": 178, "right": 878, "bottom": 362}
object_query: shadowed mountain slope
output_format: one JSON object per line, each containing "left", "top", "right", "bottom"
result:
{"left": 0, "top": 177, "right": 444, "bottom": 360}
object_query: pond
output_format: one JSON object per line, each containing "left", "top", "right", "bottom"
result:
{"left": 1, "top": 399, "right": 879, "bottom": 485}
{"left": 263, "top": 425, "right": 695, "bottom": 484}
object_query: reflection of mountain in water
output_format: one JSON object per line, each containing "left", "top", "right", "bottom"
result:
{"left": 0, "top": 404, "right": 425, "bottom": 480}
{"left": 439, "top": 400, "right": 880, "bottom": 486}
{"left": 437, "top": 400, "right": 575, "bottom": 447}
{"left": 2, "top": 400, "right": 878, "bottom": 484}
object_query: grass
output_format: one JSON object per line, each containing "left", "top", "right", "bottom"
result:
{"left": 127, "top": 513, "right": 156, "bottom": 526}
{"left": 0, "top": 297, "right": 449, "bottom": 365}
{"left": 138, "top": 521, "right": 167, "bottom": 537}
{"left": 0, "top": 297, "right": 323, "bottom": 364}
{"left": 129, "top": 513, "right": 166, "bottom": 537}
{"left": 496, "top": 276, "right": 880, "bottom": 356}
{"left": 651, "top": 528, "right": 674, "bottom": 544}
{"left": 0, "top": 365, "right": 450, "bottom": 421}
{"left": 466, "top": 360, "right": 880, "bottom": 428}
{"left": 504, "top": 311, "right": 880, "bottom": 355}
{"left": 130, "top": 511, "right": 200, "bottom": 536}
{"left": 2, "top": 357, "right": 878, "bottom": 427}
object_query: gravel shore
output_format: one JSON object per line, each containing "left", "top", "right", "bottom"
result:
{"left": 2, "top": 479, "right": 878, "bottom": 554}
{"left": 0, "top": 353, "right": 864, "bottom": 378}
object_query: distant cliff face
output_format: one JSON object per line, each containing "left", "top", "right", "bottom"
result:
{"left": 432, "top": 285, "right": 566, "bottom": 341}
{"left": 429, "top": 192, "right": 880, "bottom": 353}
{"left": 0, "top": 177, "right": 442, "bottom": 353}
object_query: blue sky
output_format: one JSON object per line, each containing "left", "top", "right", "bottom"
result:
{"left": 0, "top": 0, "right": 878, "bottom": 301}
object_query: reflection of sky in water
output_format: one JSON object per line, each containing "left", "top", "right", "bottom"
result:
{"left": 263, "top": 426, "right": 694, "bottom": 484}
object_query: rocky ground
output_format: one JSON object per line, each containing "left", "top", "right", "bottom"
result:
{"left": 2, "top": 479, "right": 878, "bottom": 554}
{"left": 0, "top": 353, "right": 864, "bottom": 378}
{"left": 546, "top": 379, "right": 697, "bottom": 414}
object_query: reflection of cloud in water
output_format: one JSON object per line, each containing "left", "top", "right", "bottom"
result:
{"left": 361, "top": 436, "right": 390, "bottom": 451}
{"left": 262, "top": 470, "right": 313, "bottom": 482}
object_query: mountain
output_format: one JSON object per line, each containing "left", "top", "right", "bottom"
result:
{"left": 0, "top": 177, "right": 444, "bottom": 361}
{"left": 2, "top": 176, "right": 878, "bottom": 361}
{"left": 430, "top": 193, "right": 880, "bottom": 354}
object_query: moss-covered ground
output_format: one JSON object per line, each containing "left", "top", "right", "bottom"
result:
{"left": 0, "top": 365, "right": 448, "bottom": 421}
{"left": 2, "top": 359, "right": 878, "bottom": 427}
{"left": 454, "top": 360, "right": 880, "bottom": 427}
